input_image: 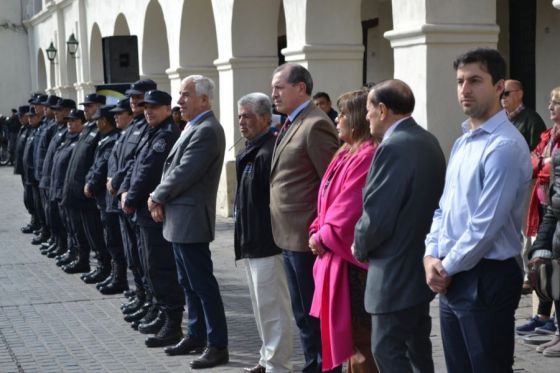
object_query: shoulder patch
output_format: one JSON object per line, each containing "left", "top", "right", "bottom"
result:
{"left": 153, "top": 138, "right": 166, "bottom": 153}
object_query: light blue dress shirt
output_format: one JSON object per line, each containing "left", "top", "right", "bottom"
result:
{"left": 425, "top": 110, "right": 532, "bottom": 276}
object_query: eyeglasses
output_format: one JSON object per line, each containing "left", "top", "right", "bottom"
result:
{"left": 502, "top": 90, "right": 519, "bottom": 97}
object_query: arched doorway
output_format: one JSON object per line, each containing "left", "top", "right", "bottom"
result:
{"left": 142, "top": 0, "right": 170, "bottom": 92}
{"left": 37, "top": 49, "right": 47, "bottom": 91}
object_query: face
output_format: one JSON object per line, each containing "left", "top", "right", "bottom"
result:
{"left": 366, "top": 91, "right": 384, "bottom": 139}
{"left": 314, "top": 97, "right": 332, "bottom": 114}
{"left": 45, "top": 106, "right": 55, "bottom": 118}
{"left": 238, "top": 105, "right": 269, "bottom": 141}
{"left": 115, "top": 111, "right": 133, "bottom": 129}
{"left": 129, "top": 94, "right": 144, "bottom": 115}
{"left": 456, "top": 62, "right": 503, "bottom": 125}
{"left": 177, "top": 80, "right": 208, "bottom": 121}
{"left": 172, "top": 111, "right": 182, "bottom": 123}
{"left": 67, "top": 118, "right": 84, "bottom": 134}
{"left": 549, "top": 94, "right": 560, "bottom": 125}
{"left": 83, "top": 103, "right": 98, "bottom": 120}
{"left": 500, "top": 81, "right": 522, "bottom": 112}
{"left": 53, "top": 109, "right": 63, "bottom": 123}
{"left": 28, "top": 114, "right": 41, "bottom": 127}
{"left": 335, "top": 109, "right": 352, "bottom": 144}
{"left": 271, "top": 68, "right": 306, "bottom": 115}
{"left": 144, "top": 104, "right": 171, "bottom": 127}
{"left": 32, "top": 104, "right": 44, "bottom": 117}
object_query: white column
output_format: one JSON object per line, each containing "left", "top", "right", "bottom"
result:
{"left": 388, "top": 0, "right": 499, "bottom": 158}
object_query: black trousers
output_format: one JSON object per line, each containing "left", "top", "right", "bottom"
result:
{"left": 22, "top": 176, "right": 35, "bottom": 216}
{"left": 31, "top": 184, "right": 47, "bottom": 231}
{"left": 103, "top": 211, "right": 125, "bottom": 265}
{"left": 119, "top": 214, "right": 144, "bottom": 291}
{"left": 371, "top": 301, "right": 434, "bottom": 373}
{"left": 440, "top": 258, "right": 522, "bottom": 373}
{"left": 66, "top": 205, "right": 90, "bottom": 257}
{"left": 138, "top": 222, "right": 184, "bottom": 310}
{"left": 39, "top": 188, "right": 51, "bottom": 231}
{"left": 80, "top": 206, "right": 108, "bottom": 259}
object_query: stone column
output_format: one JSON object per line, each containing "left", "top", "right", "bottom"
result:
{"left": 387, "top": 0, "right": 499, "bottom": 158}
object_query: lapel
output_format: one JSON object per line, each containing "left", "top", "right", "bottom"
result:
{"left": 166, "top": 111, "right": 214, "bottom": 165}
{"left": 271, "top": 103, "right": 314, "bottom": 173}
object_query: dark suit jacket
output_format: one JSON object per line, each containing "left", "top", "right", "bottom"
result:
{"left": 270, "top": 102, "right": 339, "bottom": 251}
{"left": 151, "top": 111, "right": 225, "bottom": 244}
{"left": 353, "top": 118, "right": 446, "bottom": 314}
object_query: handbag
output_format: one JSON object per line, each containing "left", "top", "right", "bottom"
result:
{"left": 528, "top": 258, "right": 560, "bottom": 302}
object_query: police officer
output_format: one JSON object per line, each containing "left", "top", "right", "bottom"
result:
{"left": 107, "top": 80, "right": 156, "bottom": 318}
{"left": 14, "top": 105, "right": 36, "bottom": 233}
{"left": 60, "top": 93, "right": 106, "bottom": 274}
{"left": 83, "top": 105, "right": 126, "bottom": 293}
{"left": 96, "top": 99, "right": 135, "bottom": 294}
{"left": 22, "top": 107, "right": 42, "bottom": 243}
{"left": 121, "top": 90, "right": 184, "bottom": 347}
{"left": 40, "top": 96, "right": 72, "bottom": 257}
{"left": 50, "top": 109, "right": 84, "bottom": 267}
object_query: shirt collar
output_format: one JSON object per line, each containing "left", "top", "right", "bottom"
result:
{"left": 189, "top": 110, "right": 211, "bottom": 125}
{"left": 461, "top": 109, "right": 508, "bottom": 135}
{"left": 507, "top": 104, "right": 525, "bottom": 120}
{"left": 287, "top": 100, "right": 311, "bottom": 123}
{"left": 382, "top": 116, "right": 409, "bottom": 142}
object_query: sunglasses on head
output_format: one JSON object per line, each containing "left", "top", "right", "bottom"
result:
{"left": 502, "top": 90, "right": 519, "bottom": 98}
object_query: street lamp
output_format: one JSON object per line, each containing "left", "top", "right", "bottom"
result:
{"left": 46, "top": 42, "right": 57, "bottom": 62}
{"left": 67, "top": 33, "right": 79, "bottom": 57}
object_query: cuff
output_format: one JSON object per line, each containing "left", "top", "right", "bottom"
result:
{"left": 531, "top": 249, "right": 553, "bottom": 259}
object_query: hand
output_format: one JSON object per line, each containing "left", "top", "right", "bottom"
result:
{"left": 309, "top": 235, "right": 326, "bottom": 257}
{"left": 121, "top": 192, "right": 135, "bottom": 215}
{"left": 84, "top": 184, "right": 93, "bottom": 198}
{"left": 106, "top": 178, "right": 116, "bottom": 195}
{"left": 423, "top": 256, "right": 452, "bottom": 294}
{"left": 150, "top": 204, "right": 165, "bottom": 223}
{"left": 147, "top": 196, "right": 158, "bottom": 212}
{"left": 528, "top": 256, "right": 547, "bottom": 271}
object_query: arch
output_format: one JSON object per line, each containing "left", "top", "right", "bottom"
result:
{"left": 361, "top": 0, "right": 393, "bottom": 85}
{"left": 90, "top": 23, "right": 103, "bottom": 84}
{"left": 231, "top": 0, "right": 281, "bottom": 57}
{"left": 37, "top": 49, "right": 47, "bottom": 91}
{"left": 114, "top": 13, "right": 130, "bottom": 36}
{"left": 142, "top": 0, "right": 170, "bottom": 92}
{"left": 179, "top": 0, "right": 218, "bottom": 67}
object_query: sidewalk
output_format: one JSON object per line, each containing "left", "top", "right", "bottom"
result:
{"left": 0, "top": 165, "right": 556, "bottom": 372}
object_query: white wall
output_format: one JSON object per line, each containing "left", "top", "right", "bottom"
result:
{"left": 0, "top": 1, "right": 31, "bottom": 114}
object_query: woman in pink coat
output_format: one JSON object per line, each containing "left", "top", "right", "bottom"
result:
{"left": 309, "top": 89, "right": 378, "bottom": 372}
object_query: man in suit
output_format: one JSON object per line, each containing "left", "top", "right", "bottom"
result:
{"left": 270, "top": 63, "right": 339, "bottom": 372}
{"left": 147, "top": 75, "right": 228, "bottom": 369}
{"left": 352, "top": 79, "right": 446, "bottom": 373}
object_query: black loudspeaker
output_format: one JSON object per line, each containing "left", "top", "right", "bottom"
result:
{"left": 102, "top": 36, "right": 139, "bottom": 84}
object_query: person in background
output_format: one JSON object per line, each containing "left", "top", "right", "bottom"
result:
{"left": 313, "top": 91, "right": 338, "bottom": 126}
{"left": 309, "top": 89, "right": 378, "bottom": 372}
{"left": 172, "top": 106, "right": 186, "bottom": 131}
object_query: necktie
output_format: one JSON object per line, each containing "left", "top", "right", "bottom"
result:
{"left": 277, "top": 118, "right": 292, "bottom": 143}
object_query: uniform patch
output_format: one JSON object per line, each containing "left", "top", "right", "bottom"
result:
{"left": 153, "top": 139, "right": 166, "bottom": 153}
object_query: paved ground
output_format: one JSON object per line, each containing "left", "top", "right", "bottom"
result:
{"left": 0, "top": 165, "right": 558, "bottom": 372}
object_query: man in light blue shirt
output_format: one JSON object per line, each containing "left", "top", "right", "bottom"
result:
{"left": 424, "top": 49, "right": 532, "bottom": 372}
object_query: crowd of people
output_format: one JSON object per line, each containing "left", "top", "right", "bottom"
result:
{"left": 6, "top": 47, "right": 560, "bottom": 372}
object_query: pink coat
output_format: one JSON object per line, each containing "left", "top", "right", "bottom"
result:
{"left": 309, "top": 141, "right": 376, "bottom": 370}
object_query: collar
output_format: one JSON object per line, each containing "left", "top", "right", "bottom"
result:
{"left": 287, "top": 100, "right": 311, "bottom": 123}
{"left": 189, "top": 110, "right": 212, "bottom": 126}
{"left": 382, "top": 116, "right": 409, "bottom": 142}
{"left": 245, "top": 128, "right": 273, "bottom": 148}
{"left": 461, "top": 109, "right": 507, "bottom": 135}
{"left": 507, "top": 104, "right": 525, "bottom": 120}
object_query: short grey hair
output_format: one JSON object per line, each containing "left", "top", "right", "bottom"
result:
{"left": 237, "top": 92, "right": 272, "bottom": 118}
{"left": 184, "top": 75, "right": 215, "bottom": 101}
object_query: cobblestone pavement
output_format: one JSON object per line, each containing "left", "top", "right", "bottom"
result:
{"left": 0, "top": 166, "right": 557, "bottom": 372}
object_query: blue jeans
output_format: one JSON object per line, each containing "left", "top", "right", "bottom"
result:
{"left": 172, "top": 242, "right": 228, "bottom": 348}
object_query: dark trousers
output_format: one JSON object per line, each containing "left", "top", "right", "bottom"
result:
{"left": 39, "top": 188, "right": 50, "bottom": 231}
{"left": 119, "top": 214, "right": 144, "bottom": 290}
{"left": 104, "top": 212, "right": 125, "bottom": 264}
{"left": 31, "top": 184, "right": 46, "bottom": 230}
{"left": 172, "top": 242, "right": 228, "bottom": 348}
{"left": 370, "top": 301, "right": 433, "bottom": 373}
{"left": 23, "top": 179, "right": 35, "bottom": 217}
{"left": 81, "top": 207, "right": 108, "bottom": 259}
{"left": 440, "top": 258, "right": 522, "bottom": 373}
{"left": 138, "top": 223, "right": 184, "bottom": 310}
{"left": 66, "top": 206, "right": 90, "bottom": 256}
{"left": 282, "top": 250, "right": 322, "bottom": 372}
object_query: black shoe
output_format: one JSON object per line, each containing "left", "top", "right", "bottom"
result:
{"left": 144, "top": 310, "right": 183, "bottom": 348}
{"left": 81, "top": 267, "right": 99, "bottom": 281}
{"left": 63, "top": 259, "right": 90, "bottom": 274}
{"left": 123, "top": 304, "right": 149, "bottom": 323}
{"left": 122, "top": 297, "right": 145, "bottom": 315}
{"left": 21, "top": 224, "right": 35, "bottom": 234}
{"left": 99, "top": 280, "right": 129, "bottom": 295}
{"left": 41, "top": 238, "right": 55, "bottom": 248}
{"left": 96, "top": 274, "right": 114, "bottom": 290}
{"left": 32, "top": 233, "right": 48, "bottom": 246}
{"left": 139, "top": 310, "right": 165, "bottom": 334}
{"left": 83, "top": 267, "right": 110, "bottom": 284}
{"left": 130, "top": 320, "right": 140, "bottom": 330}
{"left": 47, "top": 244, "right": 65, "bottom": 258}
{"left": 164, "top": 336, "right": 206, "bottom": 356}
{"left": 56, "top": 251, "right": 75, "bottom": 267}
{"left": 190, "top": 347, "right": 229, "bottom": 369}
{"left": 124, "top": 289, "right": 136, "bottom": 298}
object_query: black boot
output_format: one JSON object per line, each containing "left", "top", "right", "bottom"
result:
{"left": 124, "top": 302, "right": 150, "bottom": 323}
{"left": 47, "top": 237, "right": 67, "bottom": 258}
{"left": 139, "top": 309, "right": 166, "bottom": 335}
{"left": 96, "top": 261, "right": 115, "bottom": 290}
{"left": 82, "top": 256, "right": 111, "bottom": 284}
{"left": 31, "top": 230, "right": 49, "bottom": 245}
{"left": 99, "top": 261, "right": 129, "bottom": 295}
{"left": 145, "top": 309, "right": 183, "bottom": 347}
{"left": 62, "top": 249, "right": 90, "bottom": 274}
{"left": 56, "top": 249, "right": 75, "bottom": 267}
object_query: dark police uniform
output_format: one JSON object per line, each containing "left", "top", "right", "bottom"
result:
{"left": 15, "top": 121, "right": 36, "bottom": 220}
{"left": 22, "top": 120, "right": 42, "bottom": 236}
{"left": 123, "top": 117, "right": 184, "bottom": 312}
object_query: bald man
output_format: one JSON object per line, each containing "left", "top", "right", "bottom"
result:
{"left": 501, "top": 79, "right": 546, "bottom": 151}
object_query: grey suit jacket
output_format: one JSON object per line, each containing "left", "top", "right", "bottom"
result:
{"left": 151, "top": 111, "right": 225, "bottom": 244}
{"left": 353, "top": 118, "right": 446, "bottom": 314}
{"left": 270, "top": 102, "right": 339, "bottom": 251}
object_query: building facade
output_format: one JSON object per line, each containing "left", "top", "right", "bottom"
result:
{"left": 2, "top": 0, "right": 560, "bottom": 215}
